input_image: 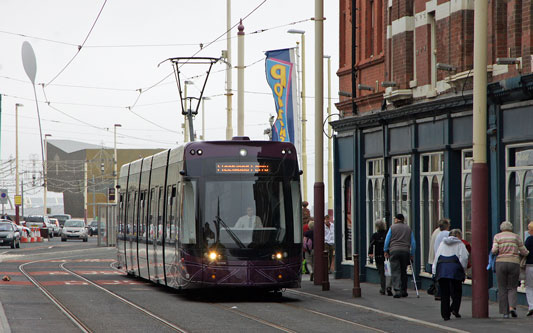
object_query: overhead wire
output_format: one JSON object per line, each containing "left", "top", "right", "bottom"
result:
{"left": 46, "top": 0, "right": 109, "bottom": 86}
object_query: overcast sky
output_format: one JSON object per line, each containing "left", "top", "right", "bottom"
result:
{"left": 0, "top": 0, "right": 339, "bottom": 205}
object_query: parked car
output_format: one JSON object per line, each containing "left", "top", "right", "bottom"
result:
{"left": 25, "top": 215, "right": 54, "bottom": 239}
{"left": 61, "top": 219, "right": 88, "bottom": 242}
{"left": 0, "top": 221, "right": 21, "bottom": 248}
{"left": 49, "top": 214, "right": 72, "bottom": 228}
{"left": 49, "top": 218, "right": 61, "bottom": 236}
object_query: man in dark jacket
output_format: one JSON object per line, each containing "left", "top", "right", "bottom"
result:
{"left": 368, "top": 219, "right": 391, "bottom": 295}
{"left": 384, "top": 214, "right": 416, "bottom": 298}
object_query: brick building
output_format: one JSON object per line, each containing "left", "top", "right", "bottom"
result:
{"left": 332, "top": 0, "right": 533, "bottom": 304}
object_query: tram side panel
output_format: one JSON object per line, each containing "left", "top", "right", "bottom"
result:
{"left": 164, "top": 157, "right": 181, "bottom": 288}
{"left": 117, "top": 164, "right": 129, "bottom": 270}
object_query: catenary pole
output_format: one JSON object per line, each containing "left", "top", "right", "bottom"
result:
{"left": 471, "top": 0, "right": 489, "bottom": 318}
{"left": 237, "top": 20, "right": 245, "bottom": 136}
{"left": 313, "top": 0, "right": 325, "bottom": 286}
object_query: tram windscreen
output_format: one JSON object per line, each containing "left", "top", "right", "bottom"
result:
{"left": 203, "top": 179, "right": 291, "bottom": 248}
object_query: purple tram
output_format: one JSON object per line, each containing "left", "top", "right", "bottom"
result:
{"left": 117, "top": 138, "right": 303, "bottom": 292}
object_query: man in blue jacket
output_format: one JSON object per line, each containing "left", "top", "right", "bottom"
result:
{"left": 384, "top": 214, "right": 416, "bottom": 298}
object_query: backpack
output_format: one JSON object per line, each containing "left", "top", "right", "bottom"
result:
{"left": 303, "top": 236, "right": 313, "bottom": 253}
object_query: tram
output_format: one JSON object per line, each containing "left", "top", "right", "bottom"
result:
{"left": 117, "top": 137, "right": 303, "bottom": 291}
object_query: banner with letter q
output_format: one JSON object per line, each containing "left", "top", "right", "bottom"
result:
{"left": 265, "top": 48, "right": 300, "bottom": 148}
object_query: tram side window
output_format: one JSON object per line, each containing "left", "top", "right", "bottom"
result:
{"left": 127, "top": 192, "right": 136, "bottom": 237}
{"left": 119, "top": 193, "right": 125, "bottom": 237}
{"left": 158, "top": 187, "right": 163, "bottom": 243}
{"left": 291, "top": 181, "right": 302, "bottom": 243}
{"left": 181, "top": 181, "right": 197, "bottom": 244}
{"left": 166, "top": 185, "right": 177, "bottom": 244}
{"left": 150, "top": 188, "right": 157, "bottom": 242}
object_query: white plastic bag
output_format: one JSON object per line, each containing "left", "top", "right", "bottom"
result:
{"left": 384, "top": 259, "right": 391, "bottom": 277}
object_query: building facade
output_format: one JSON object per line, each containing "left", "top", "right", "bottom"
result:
{"left": 47, "top": 140, "right": 163, "bottom": 218}
{"left": 333, "top": 0, "right": 533, "bottom": 303}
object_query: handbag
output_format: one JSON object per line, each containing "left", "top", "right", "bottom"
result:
{"left": 384, "top": 259, "right": 391, "bottom": 277}
{"left": 520, "top": 254, "right": 527, "bottom": 269}
{"left": 427, "top": 283, "right": 436, "bottom": 295}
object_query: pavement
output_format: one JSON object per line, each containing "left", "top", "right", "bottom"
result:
{"left": 299, "top": 273, "right": 532, "bottom": 333}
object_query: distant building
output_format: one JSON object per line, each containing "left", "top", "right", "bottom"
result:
{"left": 47, "top": 140, "right": 163, "bottom": 218}
{"left": 333, "top": 0, "right": 533, "bottom": 304}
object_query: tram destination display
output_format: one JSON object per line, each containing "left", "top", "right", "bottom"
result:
{"left": 216, "top": 162, "right": 270, "bottom": 174}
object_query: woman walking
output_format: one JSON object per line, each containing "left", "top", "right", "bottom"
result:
{"left": 491, "top": 221, "right": 529, "bottom": 318}
{"left": 432, "top": 229, "right": 469, "bottom": 321}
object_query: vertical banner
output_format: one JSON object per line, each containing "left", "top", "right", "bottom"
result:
{"left": 265, "top": 48, "right": 300, "bottom": 150}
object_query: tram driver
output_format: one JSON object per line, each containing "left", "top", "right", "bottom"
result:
{"left": 234, "top": 206, "right": 263, "bottom": 229}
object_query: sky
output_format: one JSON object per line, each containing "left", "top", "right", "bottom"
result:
{"left": 0, "top": 0, "right": 340, "bottom": 206}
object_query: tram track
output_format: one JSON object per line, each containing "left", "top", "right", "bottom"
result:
{"left": 18, "top": 256, "right": 189, "bottom": 333}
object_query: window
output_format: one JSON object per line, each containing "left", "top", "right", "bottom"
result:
{"left": 343, "top": 175, "right": 353, "bottom": 261}
{"left": 392, "top": 156, "right": 412, "bottom": 228}
{"left": 420, "top": 152, "right": 444, "bottom": 271}
{"left": 291, "top": 181, "right": 302, "bottom": 243}
{"left": 366, "top": 159, "right": 385, "bottom": 265}
{"left": 506, "top": 145, "right": 533, "bottom": 239}
{"left": 462, "top": 150, "right": 473, "bottom": 243}
{"left": 181, "top": 181, "right": 197, "bottom": 244}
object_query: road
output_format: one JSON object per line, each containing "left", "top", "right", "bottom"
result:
{"left": 0, "top": 238, "right": 530, "bottom": 332}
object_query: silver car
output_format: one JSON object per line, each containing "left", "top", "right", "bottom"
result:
{"left": 0, "top": 222, "right": 21, "bottom": 248}
{"left": 61, "top": 219, "right": 88, "bottom": 242}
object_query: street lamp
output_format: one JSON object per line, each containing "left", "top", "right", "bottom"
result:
{"left": 183, "top": 80, "right": 193, "bottom": 143}
{"left": 15, "top": 103, "right": 23, "bottom": 225}
{"left": 288, "top": 28, "right": 307, "bottom": 202}
{"left": 114, "top": 124, "right": 122, "bottom": 202}
{"left": 201, "top": 97, "right": 210, "bottom": 141}
{"left": 44, "top": 134, "right": 52, "bottom": 216}
{"left": 324, "top": 55, "right": 333, "bottom": 216}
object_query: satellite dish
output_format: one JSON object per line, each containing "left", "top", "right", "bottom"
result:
{"left": 21, "top": 41, "right": 37, "bottom": 84}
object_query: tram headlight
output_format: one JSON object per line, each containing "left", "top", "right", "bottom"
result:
{"left": 239, "top": 148, "right": 247, "bottom": 157}
{"left": 274, "top": 252, "right": 283, "bottom": 260}
{"left": 208, "top": 251, "right": 218, "bottom": 261}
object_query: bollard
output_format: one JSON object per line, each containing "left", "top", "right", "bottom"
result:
{"left": 352, "top": 254, "right": 361, "bottom": 297}
{"left": 322, "top": 250, "right": 330, "bottom": 291}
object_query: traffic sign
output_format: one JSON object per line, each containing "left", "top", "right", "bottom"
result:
{"left": 108, "top": 188, "right": 115, "bottom": 201}
{"left": 0, "top": 189, "right": 7, "bottom": 204}
{"left": 14, "top": 195, "right": 22, "bottom": 206}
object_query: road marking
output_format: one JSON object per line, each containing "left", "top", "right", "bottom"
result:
{"left": 287, "top": 290, "right": 470, "bottom": 333}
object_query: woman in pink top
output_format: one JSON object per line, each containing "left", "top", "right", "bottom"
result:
{"left": 491, "top": 221, "right": 529, "bottom": 318}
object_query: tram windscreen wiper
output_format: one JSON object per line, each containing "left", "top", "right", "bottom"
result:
{"left": 214, "top": 197, "right": 245, "bottom": 248}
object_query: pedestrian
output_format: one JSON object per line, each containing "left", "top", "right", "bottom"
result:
{"left": 302, "top": 201, "right": 311, "bottom": 230}
{"left": 368, "top": 219, "right": 391, "bottom": 295}
{"left": 304, "top": 221, "right": 315, "bottom": 281}
{"left": 491, "top": 221, "right": 529, "bottom": 318}
{"left": 324, "top": 215, "right": 335, "bottom": 273}
{"left": 384, "top": 213, "right": 416, "bottom": 298}
{"left": 432, "top": 219, "right": 451, "bottom": 301}
{"left": 524, "top": 221, "right": 533, "bottom": 317}
{"left": 432, "top": 229, "right": 469, "bottom": 321}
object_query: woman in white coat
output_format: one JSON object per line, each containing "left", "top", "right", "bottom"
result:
{"left": 432, "top": 229, "right": 469, "bottom": 321}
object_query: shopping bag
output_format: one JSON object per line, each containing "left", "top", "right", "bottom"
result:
{"left": 384, "top": 259, "right": 391, "bottom": 277}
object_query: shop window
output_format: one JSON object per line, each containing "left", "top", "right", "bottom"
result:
{"left": 506, "top": 145, "right": 533, "bottom": 239}
{"left": 392, "top": 156, "right": 411, "bottom": 227}
{"left": 420, "top": 152, "right": 444, "bottom": 271}
{"left": 366, "top": 159, "right": 385, "bottom": 265}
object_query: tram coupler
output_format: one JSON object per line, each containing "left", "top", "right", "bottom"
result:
{"left": 352, "top": 254, "right": 361, "bottom": 297}
{"left": 322, "top": 250, "right": 330, "bottom": 291}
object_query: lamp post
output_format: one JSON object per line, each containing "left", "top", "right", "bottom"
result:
{"left": 15, "top": 103, "right": 23, "bottom": 225}
{"left": 324, "top": 55, "right": 333, "bottom": 216}
{"left": 202, "top": 97, "right": 210, "bottom": 140}
{"left": 226, "top": 0, "right": 233, "bottom": 140}
{"left": 288, "top": 29, "right": 307, "bottom": 202}
{"left": 183, "top": 80, "right": 193, "bottom": 142}
{"left": 44, "top": 133, "right": 52, "bottom": 216}
{"left": 114, "top": 124, "right": 121, "bottom": 203}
